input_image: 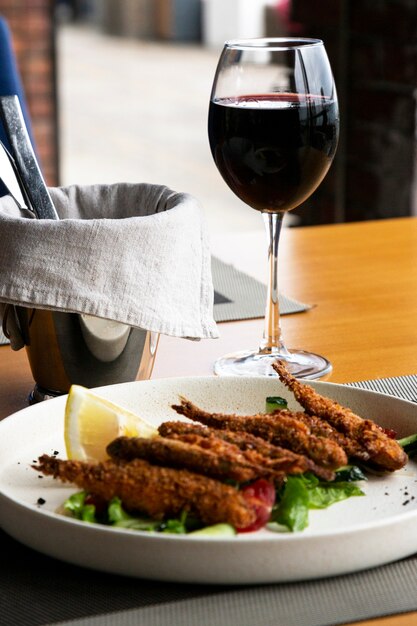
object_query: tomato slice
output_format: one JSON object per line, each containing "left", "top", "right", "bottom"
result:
{"left": 378, "top": 425, "right": 397, "bottom": 439}
{"left": 84, "top": 493, "right": 107, "bottom": 515}
{"left": 236, "top": 479, "right": 275, "bottom": 533}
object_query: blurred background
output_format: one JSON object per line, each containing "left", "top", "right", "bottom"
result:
{"left": 1, "top": 0, "right": 416, "bottom": 234}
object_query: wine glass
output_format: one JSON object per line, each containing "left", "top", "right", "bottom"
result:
{"left": 208, "top": 38, "right": 339, "bottom": 379}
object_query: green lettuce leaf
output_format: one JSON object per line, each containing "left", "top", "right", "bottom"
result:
{"left": 307, "top": 481, "right": 365, "bottom": 509}
{"left": 270, "top": 473, "right": 365, "bottom": 532}
{"left": 108, "top": 497, "right": 191, "bottom": 533}
{"left": 270, "top": 476, "right": 310, "bottom": 532}
{"left": 107, "top": 496, "right": 160, "bottom": 531}
{"left": 159, "top": 511, "right": 188, "bottom": 534}
{"left": 64, "top": 490, "right": 97, "bottom": 523}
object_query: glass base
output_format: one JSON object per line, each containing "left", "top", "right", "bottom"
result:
{"left": 28, "top": 384, "right": 65, "bottom": 404}
{"left": 213, "top": 348, "right": 332, "bottom": 380}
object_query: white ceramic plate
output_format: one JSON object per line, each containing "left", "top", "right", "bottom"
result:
{"left": 1, "top": 376, "right": 417, "bottom": 585}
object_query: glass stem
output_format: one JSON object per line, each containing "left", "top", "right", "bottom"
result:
{"left": 259, "top": 212, "right": 289, "bottom": 355}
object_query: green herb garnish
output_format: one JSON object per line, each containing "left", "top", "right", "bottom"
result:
{"left": 265, "top": 396, "right": 288, "bottom": 413}
{"left": 334, "top": 465, "right": 367, "bottom": 482}
{"left": 398, "top": 433, "right": 417, "bottom": 456}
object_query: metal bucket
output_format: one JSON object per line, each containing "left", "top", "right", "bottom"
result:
{"left": 5, "top": 306, "right": 159, "bottom": 402}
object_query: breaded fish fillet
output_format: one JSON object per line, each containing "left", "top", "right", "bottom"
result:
{"left": 107, "top": 434, "right": 284, "bottom": 484}
{"left": 172, "top": 398, "right": 348, "bottom": 470}
{"left": 158, "top": 421, "right": 335, "bottom": 481}
{"left": 33, "top": 454, "right": 256, "bottom": 528}
{"left": 269, "top": 409, "right": 370, "bottom": 462}
{"left": 273, "top": 360, "right": 407, "bottom": 471}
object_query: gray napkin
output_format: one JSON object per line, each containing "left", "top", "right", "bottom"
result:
{"left": 0, "top": 184, "right": 218, "bottom": 349}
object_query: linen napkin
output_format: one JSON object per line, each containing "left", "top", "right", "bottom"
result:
{"left": 0, "top": 183, "right": 218, "bottom": 349}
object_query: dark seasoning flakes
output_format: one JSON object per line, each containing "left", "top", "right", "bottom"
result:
{"left": 399, "top": 485, "right": 417, "bottom": 506}
{"left": 32, "top": 450, "right": 59, "bottom": 508}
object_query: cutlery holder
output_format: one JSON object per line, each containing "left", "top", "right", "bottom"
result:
{"left": 0, "top": 182, "right": 217, "bottom": 402}
{"left": 3, "top": 305, "right": 159, "bottom": 401}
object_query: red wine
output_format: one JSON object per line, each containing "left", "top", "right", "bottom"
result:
{"left": 208, "top": 93, "right": 339, "bottom": 213}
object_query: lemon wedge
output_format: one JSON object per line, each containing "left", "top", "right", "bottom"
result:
{"left": 64, "top": 385, "right": 157, "bottom": 462}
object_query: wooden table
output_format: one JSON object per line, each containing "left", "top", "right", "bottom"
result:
{"left": 152, "top": 216, "right": 417, "bottom": 384}
{"left": 1, "top": 216, "right": 417, "bottom": 626}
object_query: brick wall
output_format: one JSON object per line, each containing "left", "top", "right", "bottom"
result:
{"left": 1, "top": 0, "right": 59, "bottom": 186}
{"left": 282, "top": 0, "right": 417, "bottom": 224}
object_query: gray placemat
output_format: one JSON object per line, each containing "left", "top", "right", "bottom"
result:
{"left": 53, "top": 557, "right": 417, "bottom": 626}
{"left": 212, "top": 256, "right": 311, "bottom": 322}
{"left": 45, "top": 375, "right": 417, "bottom": 626}
{"left": 347, "top": 374, "right": 417, "bottom": 404}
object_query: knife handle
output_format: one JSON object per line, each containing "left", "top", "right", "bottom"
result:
{"left": 0, "top": 95, "right": 59, "bottom": 220}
